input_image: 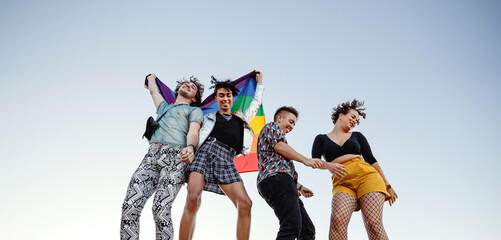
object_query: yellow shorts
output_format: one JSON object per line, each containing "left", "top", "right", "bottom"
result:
{"left": 332, "top": 157, "right": 390, "bottom": 200}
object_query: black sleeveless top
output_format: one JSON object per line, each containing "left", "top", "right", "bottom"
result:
{"left": 209, "top": 112, "right": 244, "bottom": 153}
{"left": 311, "top": 132, "right": 377, "bottom": 165}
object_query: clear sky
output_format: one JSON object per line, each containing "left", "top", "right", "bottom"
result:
{"left": 1, "top": 0, "right": 500, "bottom": 239}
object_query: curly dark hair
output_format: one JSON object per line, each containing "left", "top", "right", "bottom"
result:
{"left": 331, "top": 99, "right": 366, "bottom": 124}
{"left": 174, "top": 76, "right": 205, "bottom": 107}
{"left": 209, "top": 76, "right": 239, "bottom": 97}
{"left": 274, "top": 106, "right": 299, "bottom": 122}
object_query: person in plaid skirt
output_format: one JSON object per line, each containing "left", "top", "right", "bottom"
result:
{"left": 179, "top": 71, "right": 264, "bottom": 240}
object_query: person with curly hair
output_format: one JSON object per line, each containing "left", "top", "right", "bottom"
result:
{"left": 179, "top": 71, "right": 264, "bottom": 240}
{"left": 311, "top": 99, "right": 398, "bottom": 240}
{"left": 120, "top": 74, "right": 204, "bottom": 240}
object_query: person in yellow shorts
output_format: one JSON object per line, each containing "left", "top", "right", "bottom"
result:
{"left": 312, "top": 99, "right": 398, "bottom": 240}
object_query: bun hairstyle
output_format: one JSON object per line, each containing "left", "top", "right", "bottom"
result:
{"left": 209, "top": 76, "right": 239, "bottom": 96}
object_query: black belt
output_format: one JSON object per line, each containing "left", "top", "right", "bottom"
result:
{"left": 207, "top": 137, "right": 237, "bottom": 156}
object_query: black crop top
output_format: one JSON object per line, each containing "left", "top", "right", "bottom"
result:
{"left": 311, "top": 132, "right": 377, "bottom": 165}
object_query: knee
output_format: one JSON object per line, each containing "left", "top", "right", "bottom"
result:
{"left": 364, "top": 218, "right": 383, "bottom": 233}
{"left": 302, "top": 223, "right": 316, "bottom": 239}
{"left": 330, "top": 215, "right": 342, "bottom": 226}
{"left": 237, "top": 198, "right": 252, "bottom": 214}
{"left": 281, "top": 221, "right": 302, "bottom": 238}
{"left": 185, "top": 190, "right": 201, "bottom": 211}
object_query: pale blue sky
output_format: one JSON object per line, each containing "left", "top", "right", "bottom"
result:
{"left": 1, "top": 1, "right": 500, "bottom": 239}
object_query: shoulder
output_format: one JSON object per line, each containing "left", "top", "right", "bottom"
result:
{"left": 232, "top": 110, "right": 245, "bottom": 119}
{"left": 352, "top": 131, "right": 368, "bottom": 141}
{"left": 205, "top": 111, "right": 216, "bottom": 117}
{"left": 157, "top": 100, "right": 169, "bottom": 110}
{"left": 313, "top": 134, "right": 327, "bottom": 142}
{"left": 190, "top": 106, "right": 203, "bottom": 113}
{"left": 261, "top": 122, "right": 278, "bottom": 134}
{"left": 352, "top": 131, "right": 363, "bottom": 136}
{"left": 267, "top": 122, "right": 279, "bottom": 130}
{"left": 314, "top": 134, "right": 326, "bottom": 139}
{"left": 203, "top": 112, "right": 217, "bottom": 121}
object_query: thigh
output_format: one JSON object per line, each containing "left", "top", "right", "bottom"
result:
{"left": 359, "top": 192, "right": 385, "bottom": 219}
{"left": 186, "top": 171, "right": 205, "bottom": 197}
{"left": 331, "top": 193, "right": 358, "bottom": 219}
{"left": 357, "top": 172, "right": 390, "bottom": 200}
{"left": 219, "top": 182, "right": 251, "bottom": 207}
{"left": 123, "top": 156, "right": 161, "bottom": 202}
{"left": 158, "top": 149, "right": 186, "bottom": 187}
{"left": 153, "top": 162, "right": 185, "bottom": 208}
{"left": 261, "top": 174, "right": 301, "bottom": 222}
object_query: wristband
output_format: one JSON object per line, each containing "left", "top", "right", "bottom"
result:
{"left": 386, "top": 184, "right": 392, "bottom": 190}
{"left": 188, "top": 144, "right": 196, "bottom": 151}
{"left": 298, "top": 185, "right": 303, "bottom": 191}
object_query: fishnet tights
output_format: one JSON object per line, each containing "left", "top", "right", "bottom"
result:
{"left": 329, "top": 192, "right": 388, "bottom": 240}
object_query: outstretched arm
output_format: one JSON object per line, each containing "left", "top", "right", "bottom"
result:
{"left": 145, "top": 74, "right": 165, "bottom": 109}
{"left": 312, "top": 135, "right": 347, "bottom": 178}
{"left": 318, "top": 162, "right": 346, "bottom": 179}
{"left": 274, "top": 141, "right": 323, "bottom": 169}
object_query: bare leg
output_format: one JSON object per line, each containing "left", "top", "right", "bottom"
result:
{"left": 359, "top": 192, "right": 388, "bottom": 240}
{"left": 330, "top": 193, "right": 358, "bottom": 240}
{"left": 219, "top": 182, "right": 252, "bottom": 240}
{"left": 179, "top": 172, "right": 205, "bottom": 240}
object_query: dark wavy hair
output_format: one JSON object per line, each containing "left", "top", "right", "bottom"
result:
{"left": 331, "top": 99, "right": 366, "bottom": 124}
{"left": 174, "top": 76, "right": 205, "bottom": 107}
{"left": 274, "top": 106, "right": 299, "bottom": 121}
{"left": 209, "top": 76, "right": 239, "bottom": 97}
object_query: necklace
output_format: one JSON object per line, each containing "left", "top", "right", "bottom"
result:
{"left": 221, "top": 113, "right": 233, "bottom": 121}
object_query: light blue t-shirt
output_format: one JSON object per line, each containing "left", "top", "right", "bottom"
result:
{"left": 150, "top": 101, "right": 203, "bottom": 147}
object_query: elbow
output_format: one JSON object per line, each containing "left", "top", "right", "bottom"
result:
{"left": 273, "top": 143, "right": 285, "bottom": 154}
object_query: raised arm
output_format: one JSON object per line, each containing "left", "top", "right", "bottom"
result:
{"left": 243, "top": 70, "right": 264, "bottom": 122}
{"left": 145, "top": 74, "right": 165, "bottom": 109}
{"left": 274, "top": 141, "right": 323, "bottom": 169}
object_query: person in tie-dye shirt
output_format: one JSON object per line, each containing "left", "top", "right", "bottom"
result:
{"left": 256, "top": 106, "right": 324, "bottom": 240}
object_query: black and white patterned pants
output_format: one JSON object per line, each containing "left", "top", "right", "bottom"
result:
{"left": 120, "top": 143, "right": 186, "bottom": 240}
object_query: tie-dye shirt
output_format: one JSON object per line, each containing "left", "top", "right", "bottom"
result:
{"left": 257, "top": 122, "right": 298, "bottom": 184}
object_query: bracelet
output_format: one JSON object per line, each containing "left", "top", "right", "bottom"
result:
{"left": 298, "top": 185, "right": 303, "bottom": 191}
{"left": 386, "top": 184, "right": 392, "bottom": 190}
{"left": 188, "top": 144, "right": 196, "bottom": 151}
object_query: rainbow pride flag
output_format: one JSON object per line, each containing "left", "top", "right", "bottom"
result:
{"left": 151, "top": 71, "right": 265, "bottom": 173}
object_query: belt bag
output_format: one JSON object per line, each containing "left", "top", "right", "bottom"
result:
{"left": 142, "top": 111, "right": 167, "bottom": 141}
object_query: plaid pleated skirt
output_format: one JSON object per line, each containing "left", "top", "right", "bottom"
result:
{"left": 185, "top": 141, "right": 242, "bottom": 195}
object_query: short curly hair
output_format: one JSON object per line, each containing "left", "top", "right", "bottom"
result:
{"left": 174, "top": 76, "right": 205, "bottom": 107}
{"left": 331, "top": 99, "right": 366, "bottom": 124}
{"left": 209, "top": 76, "right": 239, "bottom": 97}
